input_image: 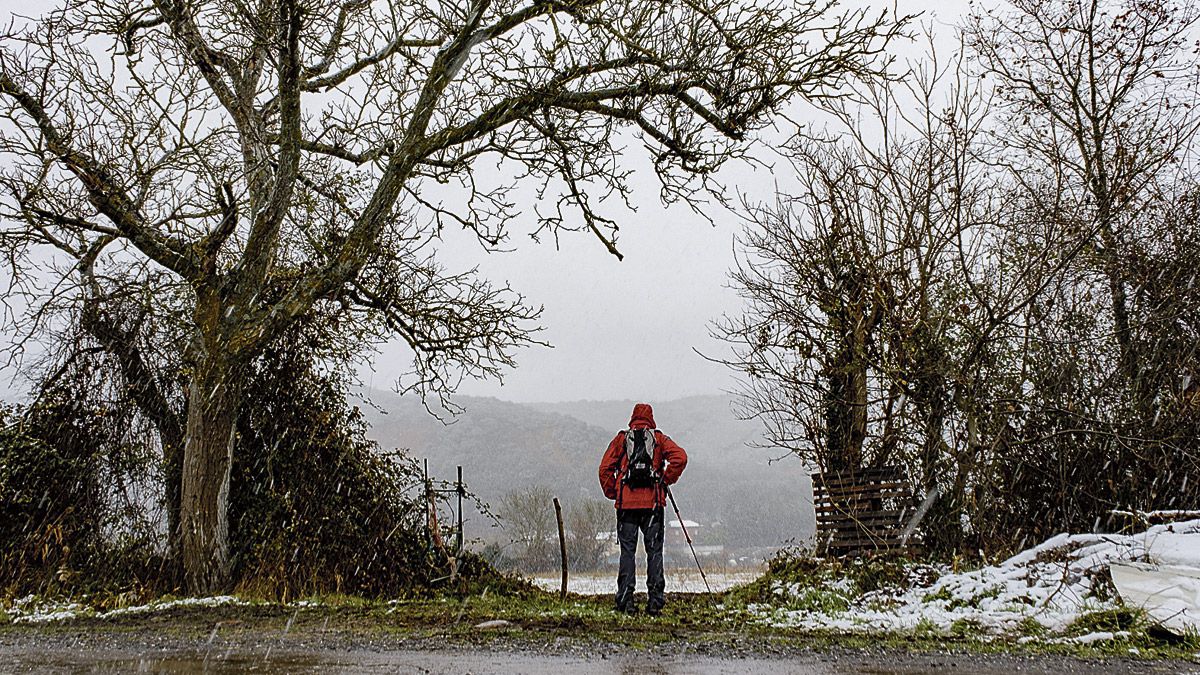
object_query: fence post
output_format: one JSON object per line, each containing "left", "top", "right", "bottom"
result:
{"left": 456, "top": 465, "right": 464, "bottom": 554}
{"left": 553, "top": 496, "right": 567, "bottom": 601}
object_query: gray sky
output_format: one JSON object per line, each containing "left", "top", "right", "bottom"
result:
{"left": 0, "top": 0, "right": 961, "bottom": 404}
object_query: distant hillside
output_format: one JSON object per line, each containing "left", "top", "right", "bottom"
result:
{"left": 355, "top": 390, "right": 814, "bottom": 549}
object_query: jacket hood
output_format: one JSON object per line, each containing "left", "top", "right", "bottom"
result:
{"left": 629, "top": 402, "right": 656, "bottom": 429}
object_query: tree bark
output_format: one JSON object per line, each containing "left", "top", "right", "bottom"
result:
{"left": 1098, "top": 221, "right": 1140, "bottom": 409}
{"left": 824, "top": 282, "right": 869, "bottom": 474}
{"left": 179, "top": 346, "right": 242, "bottom": 594}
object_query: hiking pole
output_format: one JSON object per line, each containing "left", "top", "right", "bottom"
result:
{"left": 664, "top": 484, "right": 712, "bottom": 594}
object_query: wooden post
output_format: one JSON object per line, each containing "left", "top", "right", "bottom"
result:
{"left": 456, "top": 465, "right": 464, "bottom": 554}
{"left": 553, "top": 496, "right": 567, "bottom": 601}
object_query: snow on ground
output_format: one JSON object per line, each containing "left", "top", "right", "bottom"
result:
{"left": 530, "top": 570, "right": 761, "bottom": 595}
{"left": 750, "top": 519, "right": 1200, "bottom": 637}
{"left": 3, "top": 595, "right": 248, "bottom": 624}
{"left": 9, "top": 520, "right": 1200, "bottom": 641}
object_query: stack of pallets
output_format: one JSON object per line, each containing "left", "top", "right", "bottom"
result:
{"left": 812, "top": 465, "right": 920, "bottom": 556}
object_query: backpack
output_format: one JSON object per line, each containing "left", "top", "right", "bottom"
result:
{"left": 622, "top": 428, "right": 659, "bottom": 488}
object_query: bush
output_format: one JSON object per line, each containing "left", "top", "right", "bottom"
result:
{"left": 0, "top": 388, "right": 165, "bottom": 597}
{"left": 0, "top": 316, "right": 505, "bottom": 600}
{"left": 229, "top": 334, "right": 435, "bottom": 599}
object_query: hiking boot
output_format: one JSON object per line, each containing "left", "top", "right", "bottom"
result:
{"left": 646, "top": 604, "right": 663, "bottom": 617}
{"left": 615, "top": 604, "right": 637, "bottom": 615}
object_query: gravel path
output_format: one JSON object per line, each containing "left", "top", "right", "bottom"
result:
{"left": 1, "top": 618, "right": 1196, "bottom": 674}
{"left": 1, "top": 642, "right": 1195, "bottom": 674}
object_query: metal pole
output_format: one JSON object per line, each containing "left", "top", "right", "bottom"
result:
{"left": 456, "top": 465, "right": 464, "bottom": 554}
{"left": 664, "top": 484, "right": 712, "bottom": 594}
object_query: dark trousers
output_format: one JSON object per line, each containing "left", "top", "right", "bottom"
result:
{"left": 615, "top": 507, "right": 665, "bottom": 611}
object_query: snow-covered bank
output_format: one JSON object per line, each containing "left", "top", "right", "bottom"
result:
{"left": 747, "top": 519, "right": 1200, "bottom": 638}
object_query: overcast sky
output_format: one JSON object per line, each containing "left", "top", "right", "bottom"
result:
{"left": 364, "top": 0, "right": 964, "bottom": 403}
{"left": 0, "top": 0, "right": 963, "bottom": 405}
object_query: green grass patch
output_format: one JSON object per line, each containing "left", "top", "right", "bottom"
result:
{"left": 912, "top": 617, "right": 941, "bottom": 637}
{"left": 1066, "top": 607, "right": 1143, "bottom": 636}
{"left": 949, "top": 617, "right": 984, "bottom": 637}
{"left": 722, "top": 548, "right": 928, "bottom": 610}
{"left": 1016, "top": 616, "right": 1047, "bottom": 638}
{"left": 784, "top": 587, "right": 851, "bottom": 614}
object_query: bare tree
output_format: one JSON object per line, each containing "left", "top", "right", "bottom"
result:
{"left": 0, "top": 0, "right": 903, "bottom": 591}
{"left": 566, "top": 496, "right": 610, "bottom": 570}
{"left": 714, "top": 39, "right": 1006, "bottom": 481}
{"left": 499, "top": 485, "right": 556, "bottom": 571}
{"left": 720, "top": 4, "right": 1200, "bottom": 555}
{"left": 965, "top": 0, "right": 1200, "bottom": 411}
{"left": 713, "top": 35, "right": 1101, "bottom": 552}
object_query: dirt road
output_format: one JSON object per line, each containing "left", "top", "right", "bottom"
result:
{"left": 1, "top": 626, "right": 1194, "bottom": 674}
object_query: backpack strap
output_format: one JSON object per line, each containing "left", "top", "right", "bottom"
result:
{"left": 615, "top": 430, "right": 627, "bottom": 510}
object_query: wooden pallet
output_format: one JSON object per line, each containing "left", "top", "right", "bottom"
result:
{"left": 813, "top": 465, "right": 920, "bottom": 556}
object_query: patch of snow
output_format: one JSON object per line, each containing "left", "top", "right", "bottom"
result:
{"left": 4, "top": 595, "right": 247, "bottom": 624}
{"left": 100, "top": 595, "right": 246, "bottom": 618}
{"left": 1070, "top": 630, "right": 1127, "bottom": 644}
{"left": 5, "top": 595, "right": 89, "bottom": 624}
{"left": 12, "top": 607, "right": 88, "bottom": 624}
{"left": 752, "top": 519, "right": 1200, "bottom": 638}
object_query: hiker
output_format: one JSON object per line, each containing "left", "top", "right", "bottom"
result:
{"left": 598, "top": 402, "right": 687, "bottom": 615}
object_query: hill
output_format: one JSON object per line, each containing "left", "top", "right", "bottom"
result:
{"left": 355, "top": 391, "right": 814, "bottom": 550}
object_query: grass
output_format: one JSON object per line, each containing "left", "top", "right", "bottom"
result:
{"left": 722, "top": 549, "right": 930, "bottom": 609}
{"left": 1066, "top": 607, "right": 1144, "bottom": 636}
{"left": 2, "top": 585, "right": 1199, "bottom": 663}
{"left": 4, "top": 556, "right": 1200, "bottom": 665}
{"left": 945, "top": 583, "right": 1003, "bottom": 611}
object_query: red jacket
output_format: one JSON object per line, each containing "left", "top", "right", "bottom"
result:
{"left": 598, "top": 403, "right": 687, "bottom": 510}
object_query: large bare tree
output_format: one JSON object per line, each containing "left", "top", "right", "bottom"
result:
{"left": 0, "top": 0, "right": 901, "bottom": 591}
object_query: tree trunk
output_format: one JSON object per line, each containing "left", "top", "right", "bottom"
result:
{"left": 824, "top": 317, "right": 868, "bottom": 473}
{"left": 1098, "top": 212, "right": 1141, "bottom": 409}
{"left": 179, "top": 350, "right": 242, "bottom": 594}
{"left": 164, "top": 433, "right": 185, "bottom": 566}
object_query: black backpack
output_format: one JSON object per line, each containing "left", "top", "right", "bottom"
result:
{"left": 622, "top": 428, "right": 659, "bottom": 488}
